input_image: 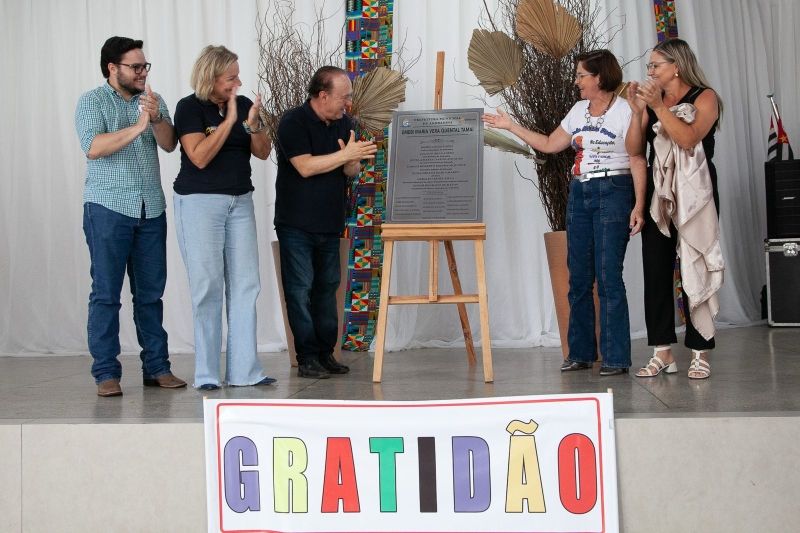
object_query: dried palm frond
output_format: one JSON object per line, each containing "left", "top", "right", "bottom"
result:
{"left": 350, "top": 67, "right": 407, "bottom": 134}
{"left": 484, "top": 129, "right": 544, "bottom": 162}
{"left": 468, "top": 30, "right": 524, "bottom": 95}
{"left": 516, "top": 0, "right": 582, "bottom": 58}
{"left": 616, "top": 81, "right": 630, "bottom": 98}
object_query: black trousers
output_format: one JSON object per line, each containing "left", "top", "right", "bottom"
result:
{"left": 641, "top": 176, "right": 718, "bottom": 350}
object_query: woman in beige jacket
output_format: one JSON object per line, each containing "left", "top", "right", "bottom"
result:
{"left": 626, "top": 38, "right": 724, "bottom": 380}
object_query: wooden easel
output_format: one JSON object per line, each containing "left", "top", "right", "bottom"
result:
{"left": 372, "top": 51, "right": 493, "bottom": 383}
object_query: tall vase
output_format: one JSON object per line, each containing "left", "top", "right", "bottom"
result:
{"left": 543, "top": 231, "right": 570, "bottom": 359}
{"left": 543, "top": 231, "right": 602, "bottom": 361}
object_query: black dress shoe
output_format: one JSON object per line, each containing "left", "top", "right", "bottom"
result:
{"left": 198, "top": 383, "right": 220, "bottom": 391}
{"left": 599, "top": 366, "right": 629, "bottom": 376}
{"left": 297, "top": 359, "right": 331, "bottom": 379}
{"left": 561, "top": 360, "right": 593, "bottom": 372}
{"left": 319, "top": 354, "right": 350, "bottom": 374}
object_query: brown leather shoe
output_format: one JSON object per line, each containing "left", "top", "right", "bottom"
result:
{"left": 143, "top": 373, "right": 187, "bottom": 389}
{"left": 97, "top": 379, "right": 122, "bottom": 397}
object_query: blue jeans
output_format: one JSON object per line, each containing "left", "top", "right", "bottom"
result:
{"left": 276, "top": 226, "right": 341, "bottom": 365}
{"left": 174, "top": 192, "right": 265, "bottom": 387}
{"left": 82, "top": 202, "right": 171, "bottom": 383}
{"left": 565, "top": 175, "right": 633, "bottom": 369}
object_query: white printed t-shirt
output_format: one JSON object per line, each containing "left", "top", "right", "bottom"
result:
{"left": 559, "top": 96, "right": 632, "bottom": 176}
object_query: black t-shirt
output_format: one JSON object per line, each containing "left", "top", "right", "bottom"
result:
{"left": 173, "top": 94, "right": 255, "bottom": 195}
{"left": 274, "top": 100, "right": 353, "bottom": 234}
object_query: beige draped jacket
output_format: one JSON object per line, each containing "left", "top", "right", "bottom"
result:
{"left": 651, "top": 103, "right": 724, "bottom": 341}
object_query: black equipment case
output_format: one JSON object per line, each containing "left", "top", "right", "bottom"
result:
{"left": 765, "top": 160, "right": 800, "bottom": 239}
{"left": 765, "top": 238, "right": 800, "bottom": 326}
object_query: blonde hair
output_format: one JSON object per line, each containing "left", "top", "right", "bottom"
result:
{"left": 190, "top": 45, "right": 238, "bottom": 101}
{"left": 653, "top": 39, "right": 723, "bottom": 127}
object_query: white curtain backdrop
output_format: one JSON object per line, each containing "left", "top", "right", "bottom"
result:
{"left": 0, "top": 0, "right": 796, "bottom": 356}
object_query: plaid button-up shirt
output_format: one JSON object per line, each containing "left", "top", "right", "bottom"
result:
{"left": 75, "top": 83, "right": 171, "bottom": 219}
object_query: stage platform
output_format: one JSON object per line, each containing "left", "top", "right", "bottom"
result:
{"left": 2, "top": 324, "right": 799, "bottom": 532}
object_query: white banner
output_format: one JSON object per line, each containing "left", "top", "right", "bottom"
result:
{"left": 203, "top": 394, "right": 619, "bottom": 533}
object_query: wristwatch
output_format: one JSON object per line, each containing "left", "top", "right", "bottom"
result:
{"left": 242, "top": 120, "right": 264, "bottom": 134}
{"left": 151, "top": 111, "right": 163, "bottom": 124}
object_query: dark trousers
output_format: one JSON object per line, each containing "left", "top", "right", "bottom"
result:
{"left": 641, "top": 178, "right": 718, "bottom": 350}
{"left": 276, "top": 226, "right": 341, "bottom": 365}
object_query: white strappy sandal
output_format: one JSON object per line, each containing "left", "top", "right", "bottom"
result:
{"left": 688, "top": 350, "right": 711, "bottom": 379}
{"left": 635, "top": 345, "right": 678, "bottom": 378}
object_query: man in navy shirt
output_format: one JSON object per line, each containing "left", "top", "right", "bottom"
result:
{"left": 275, "top": 66, "right": 377, "bottom": 378}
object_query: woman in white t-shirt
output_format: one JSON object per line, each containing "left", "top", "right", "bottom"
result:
{"left": 483, "top": 49, "right": 646, "bottom": 376}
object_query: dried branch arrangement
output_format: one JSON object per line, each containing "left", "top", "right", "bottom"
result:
{"left": 475, "top": 0, "right": 614, "bottom": 231}
{"left": 255, "top": 0, "right": 344, "bottom": 141}
{"left": 256, "top": 1, "right": 417, "bottom": 143}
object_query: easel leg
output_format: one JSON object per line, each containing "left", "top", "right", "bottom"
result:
{"left": 474, "top": 240, "right": 493, "bottom": 383}
{"left": 429, "top": 240, "right": 439, "bottom": 301}
{"left": 373, "top": 239, "right": 394, "bottom": 383}
{"left": 444, "top": 240, "right": 477, "bottom": 365}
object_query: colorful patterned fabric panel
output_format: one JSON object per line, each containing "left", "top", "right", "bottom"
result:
{"left": 653, "top": 0, "right": 679, "bottom": 42}
{"left": 342, "top": 0, "right": 394, "bottom": 351}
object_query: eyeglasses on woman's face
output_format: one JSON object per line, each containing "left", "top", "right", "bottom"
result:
{"left": 645, "top": 61, "right": 671, "bottom": 71}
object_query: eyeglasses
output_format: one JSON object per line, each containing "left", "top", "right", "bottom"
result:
{"left": 116, "top": 62, "right": 151, "bottom": 74}
{"left": 645, "top": 61, "right": 672, "bottom": 71}
{"left": 574, "top": 72, "right": 594, "bottom": 81}
{"left": 325, "top": 91, "right": 353, "bottom": 102}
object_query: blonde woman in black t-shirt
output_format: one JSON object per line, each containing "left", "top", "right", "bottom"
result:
{"left": 173, "top": 45, "right": 275, "bottom": 390}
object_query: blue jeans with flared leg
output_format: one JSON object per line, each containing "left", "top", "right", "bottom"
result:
{"left": 174, "top": 192, "right": 265, "bottom": 387}
{"left": 82, "top": 202, "right": 172, "bottom": 383}
{"left": 565, "top": 175, "right": 633, "bottom": 369}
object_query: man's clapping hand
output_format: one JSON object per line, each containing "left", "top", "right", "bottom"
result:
{"left": 140, "top": 84, "right": 163, "bottom": 123}
{"left": 337, "top": 130, "right": 377, "bottom": 162}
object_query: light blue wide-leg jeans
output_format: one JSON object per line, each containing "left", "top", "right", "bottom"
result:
{"left": 174, "top": 192, "right": 265, "bottom": 387}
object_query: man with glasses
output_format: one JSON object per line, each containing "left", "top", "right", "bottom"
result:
{"left": 75, "top": 36, "right": 186, "bottom": 396}
{"left": 274, "top": 66, "right": 377, "bottom": 378}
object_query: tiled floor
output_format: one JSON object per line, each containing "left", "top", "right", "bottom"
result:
{"left": 1, "top": 324, "right": 798, "bottom": 423}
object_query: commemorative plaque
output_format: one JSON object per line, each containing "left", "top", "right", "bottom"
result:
{"left": 387, "top": 108, "right": 483, "bottom": 223}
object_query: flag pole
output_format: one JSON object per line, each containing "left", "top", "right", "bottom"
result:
{"left": 767, "top": 93, "right": 781, "bottom": 123}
